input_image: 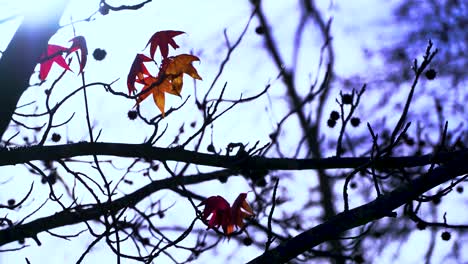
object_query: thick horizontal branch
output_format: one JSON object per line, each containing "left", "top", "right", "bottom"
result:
{"left": 1, "top": 146, "right": 466, "bottom": 248}
{"left": 0, "top": 142, "right": 466, "bottom": 170}
{"left": 0, "top": 169, "right": 233, "bottom": 246}
{"left": 248, "top": 151, "right": 468, "bottom": 263}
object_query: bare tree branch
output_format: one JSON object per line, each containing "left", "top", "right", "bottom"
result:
{"left": 0, "top": 169, "right": 232, "bottom": 246}
{"left": 0, "top": 143, "right": 466, "bottom": 170}
{"left": 248, "top": 152, "right": 468, "bottom": 263}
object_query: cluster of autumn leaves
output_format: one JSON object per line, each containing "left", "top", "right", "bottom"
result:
{"left": 127, "top": 30, "right": 202, "bottom": 116}
{"left": 39, "top": 30, "right": 202, "bottom": 116}
{"left": 199, "top": 193, "right": 254, "bottom": 236}
{"left": 39, "top": 31, "right": 253, "bottom": 236}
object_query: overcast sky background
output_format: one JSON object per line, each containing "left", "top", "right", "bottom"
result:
{"left": 0, "top": 0, "right": 463, "bottom": 263}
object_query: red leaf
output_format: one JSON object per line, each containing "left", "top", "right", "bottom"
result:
{"left": 67, "top": 36, "right": 88, "bottom": 74}
{"left": 146, "top": 30, "right": 184, "bottom": 59}
{"left": 198, "top": 196, "right": 232, "bottom": 234}
{"left": 199, "top": 193, "right": 254, "bottom": 235}
{"left": 127, "top": 54, "right": 152, "bottom": 94}
{"left": 39, "top": 44, "right": 71, "bottom": 80}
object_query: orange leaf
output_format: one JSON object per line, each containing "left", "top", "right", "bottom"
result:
{"left": 136, "top": 75, "right": 172, "bottom": 116}
{"left": 164, "top": 54, "right": 202, "bottom": 80}
{"left": 135, "top": 54, "right": 202, "bottom": 116}
{"left": 152, "top": 87, "right": 166, "bottom": 115}
{"left": 231, "top": 193, "right": 254, "bottom": 230}
{"left": 130, "top": 30, "right": 201, "bottom": 116}
{"left": 162, "top": 54, "right": 202, "bottom": 96}
{"left": 168, "top": 75, "right": 183, "bottom": 96}
{"left": 146, "top": 30, "right": 184, "bottom": 59}
{"left": 136, "top": 76, "right": 158, "bottom": 103}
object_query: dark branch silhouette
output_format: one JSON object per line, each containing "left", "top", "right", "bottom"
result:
{"left": 0, "top": 1, "right": 467, "bottom": 263}
{"left": 0, "top": 142, "right": 466, "bottom": 170}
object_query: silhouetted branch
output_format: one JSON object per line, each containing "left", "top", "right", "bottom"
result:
{"left": 248, "top": 152, "right": 468, "bottom": 263}
{"left": 0, "top": 143, "right": 466, "bottom": 170}
{"left": 0, "top": 169, "right": 233, "bottom": 246}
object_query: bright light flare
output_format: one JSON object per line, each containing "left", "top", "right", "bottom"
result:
{"left": 8, "top": 0, "right": 66, "bottom": 24}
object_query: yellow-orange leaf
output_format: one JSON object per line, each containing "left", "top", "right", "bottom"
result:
{"left": 152, "top": 87, "right": 165, "bottom": 115}
{"left": 135, "top": 54, "right": 202, "bottom": 117}
{"left": 231, "top": 193, "right": 254, "bottom": 230}
{"left": 163, "top": 54, "right": 202, "bottom": 96}
{"left": 165, "top": 54, "right": 202, "bottom": 79}
{"left": 136, "top": 76, "right": 172, "bottom": 116}
{"left": 169, "top": 75, "right": 183, "bottom": 96}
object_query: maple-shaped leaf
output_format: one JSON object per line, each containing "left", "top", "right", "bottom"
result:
{"left": 136, "top": 54, "right": 202, "bottom": 116}
{"left": 230, "top": 193, "right": 254, "bottom": 230}
{"left": 127, "top": 54, "right": 152, "bottom": 94}
{"left": 164, "top": 54, "right": 202, "bottom": 78}
{"left": 162, "top": 54, "right": 202, "bottom": 96}
{"left": 146, "top": 30, "right": 185, "bottom": 59}
{"left": 199, "top": 193, "right": 254, "bottom": 236}
{"left": 39, "top": 44, "right": 72, "bottom": 80}
{"left": 136, "top": 75, "right": 173, "bottom": 116}
{"left": 198, "top": 196, "right": 232, "bottom": 234}
{"left": 67, "top": 36, "right": 88, "bottom": 74}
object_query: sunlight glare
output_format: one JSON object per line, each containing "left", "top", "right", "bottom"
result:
{"left": 15, "top": 0, "right": 66, "bottom": 24}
